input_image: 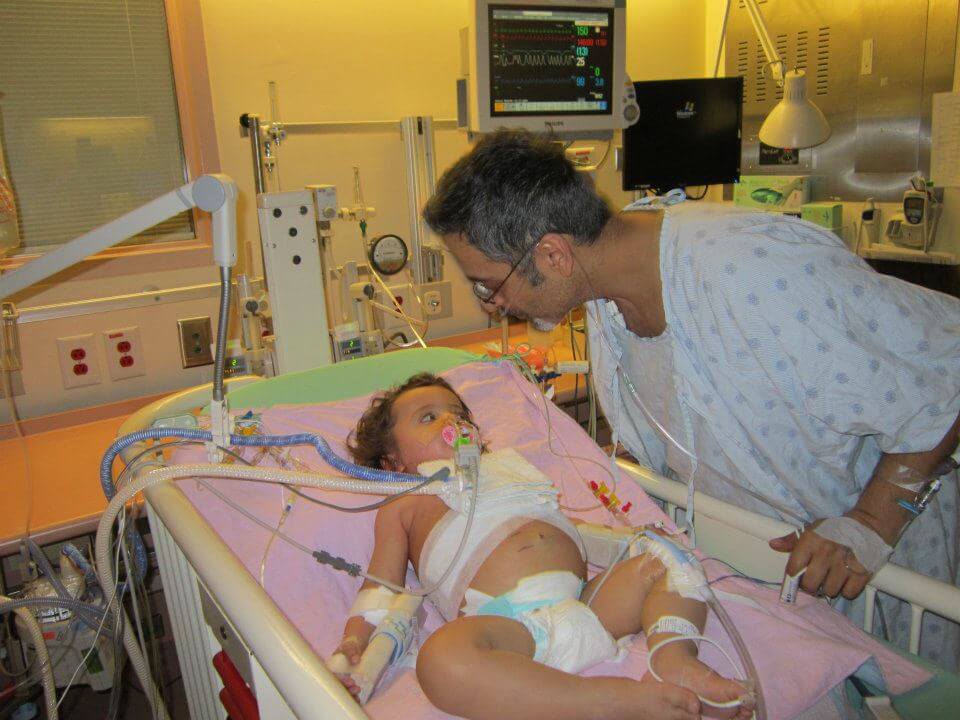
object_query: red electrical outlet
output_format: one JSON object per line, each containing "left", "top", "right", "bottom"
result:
{"left": 56, "top": 334, "right": 102, "bottom": 389}
{"left": 102, "top": 326, "right": 145, "bottom": 381}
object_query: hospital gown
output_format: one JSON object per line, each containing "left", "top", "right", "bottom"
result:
{"left": 587, "top": 202, "right": 960, "bottom": 670}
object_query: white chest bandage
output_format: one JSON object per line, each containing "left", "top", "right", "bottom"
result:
{"left": 417, "top": 449, "right": 585, "bottom": 621}
{"left": 576, "top": 523, "right": 636, "bottom": 568}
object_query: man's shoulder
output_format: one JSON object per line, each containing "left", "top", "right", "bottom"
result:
{"left": 669, "top": 207, "right": 845, "bottom": 277}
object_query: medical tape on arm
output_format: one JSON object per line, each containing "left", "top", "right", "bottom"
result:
{"left": 813, "top": 517, "right": 892, "bottom": 574}
{"left": 349, "top": 586, "right": 396, "bottom": 626}
{"left": 635, "top": 530, "right": 709, "bottom": 601}
{"left": 886, "top": 464, "right": 928, "bottom": 493}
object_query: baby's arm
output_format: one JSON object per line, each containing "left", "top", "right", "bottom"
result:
{"left": 335, "top": 504, "right": 410, "bottom": 666}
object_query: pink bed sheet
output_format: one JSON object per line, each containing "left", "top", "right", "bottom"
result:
{"left": 173, "top": 360, "right": 930, "bottom": 719}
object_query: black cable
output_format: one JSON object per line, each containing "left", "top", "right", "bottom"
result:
{"left": 702, "top": 557, "right": 779, "bottom": 587}
{"left": 285, "top": 474, "right": 439, "bottom": 513}
{"left": 707, "top": 572, "right": 778, "bottom": 587}
{"left": 685, "top": 185, "right": 709, "bottom": 200}
{"left": 386, "top": 331, "right": 410, "bottom": 348}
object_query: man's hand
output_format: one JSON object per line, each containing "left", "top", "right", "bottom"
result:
{"left": 769, "top": 518, "right": 872, "bottom": 600}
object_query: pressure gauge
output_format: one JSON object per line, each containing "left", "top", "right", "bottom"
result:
{"left": 369, "top": 234, "right": 409, "bottom": 275}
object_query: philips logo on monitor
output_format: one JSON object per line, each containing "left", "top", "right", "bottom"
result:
{"left": 676, "top": 102, "right": 697, "bottom": 120}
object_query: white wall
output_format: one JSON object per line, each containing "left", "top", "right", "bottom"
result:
{"left": 197, "top": 0, "right": 709, "bottom": 335}
{"left": 2, "top": 0, "right": 709, "bottom": 422}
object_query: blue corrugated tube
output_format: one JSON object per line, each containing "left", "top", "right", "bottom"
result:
{"left": 100, "top": 428, "right": 432, "bottom": 579}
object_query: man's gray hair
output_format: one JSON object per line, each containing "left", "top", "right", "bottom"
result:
{"left": 423, "top": 129, "right": 611, "bottom": 284}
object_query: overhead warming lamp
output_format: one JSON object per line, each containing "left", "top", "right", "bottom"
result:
{"left": 742, "top": 0, "right": 831, "bottom": 150}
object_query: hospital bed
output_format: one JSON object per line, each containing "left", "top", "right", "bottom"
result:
{"left": 117, "top": 347, "right": 960, "bottom": 720}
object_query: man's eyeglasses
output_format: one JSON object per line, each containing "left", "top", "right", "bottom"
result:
{"left": 471, "top": 241, "right": 538, "bottom": 303}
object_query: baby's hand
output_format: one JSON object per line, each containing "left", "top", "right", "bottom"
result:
{"left": 336, "top": 634, "right": 366, "bottom": 666}
{"left": 329, "top": 635, "right": 368, "bottom": 699}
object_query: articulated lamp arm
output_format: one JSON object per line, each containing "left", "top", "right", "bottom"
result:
{"left": 742, "top": 0, "right": 785, "bottom": 85}
{"left": 0, "top": 174, "right": 238, "bottom": 301}
{"left": 740, "top": 0, "right": 831, "bottom": 149}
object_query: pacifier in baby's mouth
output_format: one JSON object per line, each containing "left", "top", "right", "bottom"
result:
{"left": 441, "top": 420, "right": 480, "bottom": 448}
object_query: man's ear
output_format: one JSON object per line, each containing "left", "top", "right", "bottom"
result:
{"left": 535, "top": 233, "right": 576, "bottom": 278}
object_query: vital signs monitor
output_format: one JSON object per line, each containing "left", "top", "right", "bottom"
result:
{"left": 457, "top": 1, "right": 634, "bottom": 134}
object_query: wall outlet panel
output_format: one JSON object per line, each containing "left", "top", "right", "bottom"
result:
{"left": 177, "top": 317, "right": 214, "bottom": 368}
{"left": 374, "top": 284, "right": 416, "bottom": 332}
{"left": 420, "top": 281, "right": 453, "bottom": 320}
{"left": 56, "top": 334, "right": 102, "bottom": 389}
{"left": 102, "top": 326, "right": 145, "bottom": 381}
{"left": 375, "top": 281, "right": 454, "bottom": 329}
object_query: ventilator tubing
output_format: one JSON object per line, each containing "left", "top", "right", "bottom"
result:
{"left": 95, "top": 457, "right": 480, "bottom": 718}
{"left": 1, "top": 595, "right": 57, "bottom": 720}
{"left": 99, "top": 427, "right": 437, "bottom": 581}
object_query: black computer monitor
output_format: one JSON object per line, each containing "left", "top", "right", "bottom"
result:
{"left": 621, "top": 77, "right": 743, "bottom": 192}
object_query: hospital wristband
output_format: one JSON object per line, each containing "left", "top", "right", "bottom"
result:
{"left": 647, "top": 615, "right": 700, "bottom": 640}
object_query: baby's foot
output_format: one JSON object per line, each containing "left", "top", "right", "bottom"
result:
{"left": 648, "top": 642, "right": 754, "bottom": 719}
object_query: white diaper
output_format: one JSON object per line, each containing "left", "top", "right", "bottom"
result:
{"left": 463, "top": 571, "right": 625, "bottom": 674}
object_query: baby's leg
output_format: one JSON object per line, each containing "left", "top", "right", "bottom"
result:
{"left": 416, "top": 615, "right": 699, "bottom": 720}
{"left": 584, "top": 555, "right": 753, "bottom": 718}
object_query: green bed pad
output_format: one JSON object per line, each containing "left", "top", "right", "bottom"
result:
{"left": 867, "top": 642, "right": 960, "bottom": 718}
{"left": 222, "top": 346, "right": 959, "bottom": 715}
{"left": 225, "top": 347, "right": 483, "bottom": 410}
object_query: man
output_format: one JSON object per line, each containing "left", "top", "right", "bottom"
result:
{"left": 424, "top": 129, "right": 960, "bottom": 669}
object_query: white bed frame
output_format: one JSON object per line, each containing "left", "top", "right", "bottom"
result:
{"left": 123, "top": 383, "right": 960, "bottom": 720}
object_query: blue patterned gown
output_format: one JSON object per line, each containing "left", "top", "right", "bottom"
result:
{"left": 587, "top": 202, "right": 960, "bottom": 670}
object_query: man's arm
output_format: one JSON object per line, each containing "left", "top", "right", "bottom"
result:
{"left": 771, "top": 410, "right": 960, "bottom": 598}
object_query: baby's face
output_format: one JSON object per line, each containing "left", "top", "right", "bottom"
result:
{"left": 385, "top": 385, "right": 471, "bottom": 473}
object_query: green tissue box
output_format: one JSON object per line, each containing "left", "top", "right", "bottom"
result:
{"left": 801, "top": 202, "right": 843, "bottom": 234}
{"left": 733, "top": 175, "right": 811, "bottom": 211}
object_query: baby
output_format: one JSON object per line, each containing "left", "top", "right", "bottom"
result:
{"left": 333, "top": 373, "right": 753, "bottom": 720}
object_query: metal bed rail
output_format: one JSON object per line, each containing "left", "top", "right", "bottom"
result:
{"left": 617, "top": 459, "right": 960, "bottom": 654}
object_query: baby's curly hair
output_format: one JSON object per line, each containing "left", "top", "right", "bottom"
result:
{"left": 347, "top": 373, "right": 477, "bottom": 469}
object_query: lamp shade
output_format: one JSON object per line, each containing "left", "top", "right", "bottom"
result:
{"left": 758, "top": 69, "right": 831, "bottom": 149}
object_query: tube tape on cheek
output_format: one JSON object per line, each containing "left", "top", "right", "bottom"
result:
{"left": 813, "top": 517, "right": 893, "bottom": 574}
{"left": 636, "top": 531, "right": 709, "bottom": 601}
{"left": 349, "top": 586, "right": 396, "bottom": 626}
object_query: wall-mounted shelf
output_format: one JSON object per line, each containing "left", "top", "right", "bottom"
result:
{"left": 859, "top": 244, "right": 958, "bottom": 266}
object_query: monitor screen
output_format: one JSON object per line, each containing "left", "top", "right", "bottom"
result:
{"left": 621, "top": 77, "right": 743, "bottom": 191}
{"left": 488, "top": 4, "right": 614, "bottom": 118}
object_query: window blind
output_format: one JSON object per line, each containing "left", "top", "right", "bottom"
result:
{"left": 0, "top": 0, "right": 193, "bottom": 251}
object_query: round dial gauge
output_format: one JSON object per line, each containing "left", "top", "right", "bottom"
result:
{"left": 369, "top": 234, "right": 409, "bottom": 275}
